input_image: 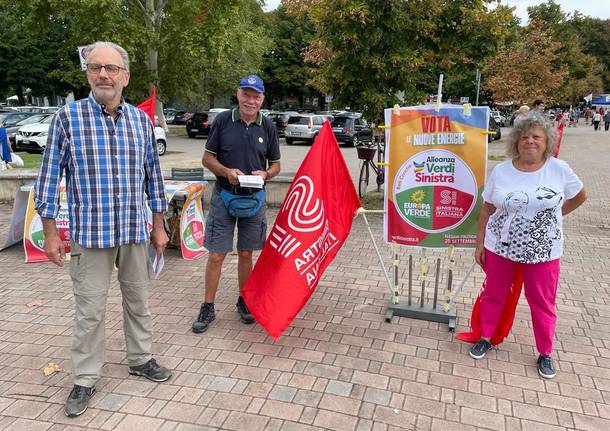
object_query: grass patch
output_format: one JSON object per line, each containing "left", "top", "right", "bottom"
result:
{"left": 167, "top": 125, "right": 186, "bottom": 137}
{"left": 488, "top": 155, "right": 506, "bottom": 161}
{"left": 13, "top": 152, "right": 42, "bottom": 169}
{"left": 359, "top": 191, "right": 384, "bottom": 210}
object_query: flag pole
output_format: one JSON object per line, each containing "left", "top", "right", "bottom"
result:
{"left": 357, "top": 208, "right": 394, "bottom": 295}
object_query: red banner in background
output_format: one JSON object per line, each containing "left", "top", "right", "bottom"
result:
{"left": 137, "top": 85, "right": 157, "bottom": 123}
{"left": 553, "top": 122, "right": 564, "bottom": 158}
{"left": 242, "top": 122, "right": 361, "bottom": 339}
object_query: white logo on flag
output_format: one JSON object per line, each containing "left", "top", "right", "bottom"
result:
{"left": 269, "top": 225, "right": 301, "bottom": 258}
{"left": 281, "top": 176, "right": 324, "bottom": 232}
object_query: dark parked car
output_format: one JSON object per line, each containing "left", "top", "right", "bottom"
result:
{"left": 267, "top": 111, "right": 299, "bottom": 137}
{"left": 331, "top": 114, "right": 372, "bottom": 146}
{"left": 488, "top": 116, "right": 502, "bottom": 142}
{"left": 186, "top": 112, "right": 210, "bottom": 138}
{"left": 171, "top": 111, "right": 192, "bottom": 125}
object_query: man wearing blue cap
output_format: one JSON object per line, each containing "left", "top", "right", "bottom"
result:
{"left": 193, "top": 74, "right": 281, "bottom": 333}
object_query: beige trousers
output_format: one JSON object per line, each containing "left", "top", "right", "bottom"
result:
{"left": 70, "top": 241, "right": 152, "bottom": 387}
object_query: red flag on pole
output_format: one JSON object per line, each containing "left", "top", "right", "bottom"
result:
{"left": 242, "top": 121, "right": 361, "bottom": 339}
{"left": 552, "top": 122, "right": 564, "bottom": 158}
{"left": 137, "top": 84, "right": 157, "bottom": 123}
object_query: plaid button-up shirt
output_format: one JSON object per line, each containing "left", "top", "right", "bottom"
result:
{"left": 35, "top": 94, "right": 167, "bottom": 249}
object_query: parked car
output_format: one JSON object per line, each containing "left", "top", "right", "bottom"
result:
{"left": 15, "top": 115, "right": 168, "bottom": 156}
{"left": 14, "top": 115, "right": 54, "bottom": 153}
{"left": 207, "top": 108, "right": 230, "bottom": 125}
{"left": 5, "top": 113, "right": 52, "bottom": 146}
{"left": 267, "top": 111, "right": 299, "bottom": 137}
{"left": 186, "top": 112, "right": 210, "bottom": 138}
{"left": 488, "top": 116, "right": 502, "bottom": 142}
{"left": 284, "top": 114, "right": 331, "bottom": 145}
{"left": 331, "top": 114, "right": 372, "bottom": 146}
{"left": 155, "top": 126, "right": 167, "bottom": 156}
{"left": 0, "top": 111, "right": 37, "bottom": 128}
{"left": 163, "top": 108, "right": 177, "bottom": 124}
{"left": 171, "top": 111, "right": 192, "bottom": 125}
{"left": 490, "top": 110, "right": 504, "bottom": 127}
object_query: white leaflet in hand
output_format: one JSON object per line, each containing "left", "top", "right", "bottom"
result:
{"left": 148, "top": 246, "right": 165, "bottom": 279}
{"left": 237, "top": 175, "right": 264, "bottom": 189}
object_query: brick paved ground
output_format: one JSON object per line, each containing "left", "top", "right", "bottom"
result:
{"left": 0, "top": 125, "right": 609, "bottom": 430}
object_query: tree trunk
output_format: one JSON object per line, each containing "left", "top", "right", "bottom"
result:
{"left": 16, "top": 87, "right": 25, "bottom": 105}
{"left": 146, "top": 0, "right": 167, "bottom": 130}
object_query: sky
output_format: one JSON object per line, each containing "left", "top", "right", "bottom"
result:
{"left": 262, "top": 0, "right": 610, "bottom": 22}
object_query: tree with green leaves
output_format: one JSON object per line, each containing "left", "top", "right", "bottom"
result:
{"left": 0, "top": 1, "right": 73, "bottom": 104}
{"left": 484, "top": 24, "right": 568, "bottom": 105}
{"left": 518, "top": 1, "right": 604, "bottom": 105}
{"left": 283, "top": 0, "right": 514, "bottom": 122}
{"left": 261, "top": 5, "right": 318, "bottom": 110}
{"left": 2, "top": 0, "right": 272, "bottom": 115}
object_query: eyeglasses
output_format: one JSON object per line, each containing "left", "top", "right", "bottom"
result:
{"left": 86, "top": 63, "right": 126, "bottom": 76}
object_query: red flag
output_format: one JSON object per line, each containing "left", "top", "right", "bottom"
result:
{"left": 137, "top": 84, "right": 157, "bottom": 123}
{"left": 552, "top": 122, "right": 564, "bottom": 158}
{"left": 242, "top": 121, "right": 360, "bottom": 339}
{"left": 456, "top": 267, "right": 522, "bottom": 346}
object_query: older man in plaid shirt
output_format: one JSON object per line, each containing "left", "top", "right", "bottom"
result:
{"left": 35, "top": 41, "right": 172, "bottom": 418}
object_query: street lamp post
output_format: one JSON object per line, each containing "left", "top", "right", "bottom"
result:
{"left": 475, "top": 69, "right": 481, "bottom": 106}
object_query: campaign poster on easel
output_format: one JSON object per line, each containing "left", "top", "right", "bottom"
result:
{"left": 383, "top": 105, "right": 488, "bottom": 248}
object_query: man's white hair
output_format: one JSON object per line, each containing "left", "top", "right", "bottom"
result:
{"left": 83, "top": 41, "right": 130, "bottom": 71}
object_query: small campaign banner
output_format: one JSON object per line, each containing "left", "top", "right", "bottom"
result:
{"left": 383, "top": 105, "right": 488, "bottom": 248}
{"left": 77, "top": 46, "right": 88, "bottom": 71}
{"left": 24, "top": 187, "right": 71, "bottom": 263}
{"left": 179, "top": 183, "right": 206, "bottom": 260}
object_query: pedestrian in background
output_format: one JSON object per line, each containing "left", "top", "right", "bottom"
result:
{"left": 592, "top": 110, "right": 602, "bottom": 131}
{"left": 532, "top": 99, "right": 544, "bottom": 113}
{"left": 471, "top": 113, "right": 587, "bottom": 379}
{"left": 35, "top": 41, "right": 172, "bottom": 418}
{"left": 604, "top": 110, "right": 610, "bottom": 132}
{"left": 192, "top": 74, "right": 281, "bottom": 333}
{"left": 512, "top": 105, "right": 529, "bottom": 126}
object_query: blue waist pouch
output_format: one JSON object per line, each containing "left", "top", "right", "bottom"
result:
{"left": 219, "top": 188, "right": 266, "bottom": 218}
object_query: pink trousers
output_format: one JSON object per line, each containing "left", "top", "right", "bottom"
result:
{"left": 480, "top": 250, "right": 560, "bottom": 355}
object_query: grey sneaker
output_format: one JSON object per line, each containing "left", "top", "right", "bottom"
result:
{"left": 129, "top": 358, "right": 172, "bottom": 382}
{"left": 469, "top": 339, "right": 493, "bottom": 359}
{"left": 65, "top": 384, "right": 95, "bottom": 417}
{"left": 192, "top": 302, "right": 215, "bottom": 333}
{"left": 537, "top": 355, "right": 556, "bottom": 379}
{"left": 236, "top": 296, "right": 255, "bottom": 324}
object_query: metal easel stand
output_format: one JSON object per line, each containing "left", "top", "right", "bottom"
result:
{"left": 358, "top": 208, "right": 476, "bottom": 332}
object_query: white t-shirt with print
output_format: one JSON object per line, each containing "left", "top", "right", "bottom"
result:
{"left": 482, "top": 157, "right": 583, "bottom": 264}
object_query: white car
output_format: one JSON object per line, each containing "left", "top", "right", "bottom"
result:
{"left": 154, "top": 126, "right": 167, "bottom": 156}
{"left": 15, "top": 115, "right": 168, "bottom": 156}
{"left": 14, "top": 115, "right": 54, "bottom": 153}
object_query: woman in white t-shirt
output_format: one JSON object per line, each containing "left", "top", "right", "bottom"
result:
{"left": 469, "top": 112, "right": 587, "bottom": 379}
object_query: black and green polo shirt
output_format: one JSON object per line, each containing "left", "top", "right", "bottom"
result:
{"left": 205, "top": 108, "right": 281, "bottom": 190}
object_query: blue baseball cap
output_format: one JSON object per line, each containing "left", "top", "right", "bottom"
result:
{"left": 238, "top": 74, "right": 265, "bottom": 93}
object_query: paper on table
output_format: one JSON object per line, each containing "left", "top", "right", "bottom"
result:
{"left": 148, "top": 247, "right": 165, "bottom": 279}
{"left": 237, "top": 175, "right": 264, "bottom": 189}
